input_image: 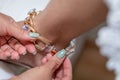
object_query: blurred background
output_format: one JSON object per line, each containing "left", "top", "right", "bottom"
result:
{"left": 71, "top": 26, "right": 115, "bottom": 80}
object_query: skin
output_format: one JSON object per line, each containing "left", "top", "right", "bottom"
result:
{"left": 11, "top": 0, "right": 108, "bottom": 67}
{"left": 0, "top": 0, "right": 108, "bottom": 60}
{"left": 33, "top": 0, "right": 108, "bottom": 49}
{"left": 0, "top": 13, "right": 36, "bottom": 60}
{"left": 11, "top": 53, "right": 72, "bottom": 80}
{"left": 1, "top": 0, "right": 108, "bottom": 79}
{"left": 0, "top": 13, "right": 72, "bottom": 80}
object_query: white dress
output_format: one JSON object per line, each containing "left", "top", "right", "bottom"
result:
{"left": 96, "top": 0, "right": 120, "bottom": 80}
{"left": 0, "top": 0, "right": 50, "bottom": 79}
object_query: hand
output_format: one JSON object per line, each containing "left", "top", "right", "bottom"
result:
{"left": 11, "top": 52, "right": 72, "bottom": 80}
{"left": 0, "top": 13, "right": 38, "bottom": 60}
{"left": 42, "top": 54, "right": 72, "bottom": 80}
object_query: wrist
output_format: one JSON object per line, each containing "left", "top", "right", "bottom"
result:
{"left": 33, "top": 13, "right": 69, "bottom": 50}
{"left": 23, "top": 9, "right": 71, "bottom": 54}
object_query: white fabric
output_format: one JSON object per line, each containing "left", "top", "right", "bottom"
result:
{"left": 0, "top": 61, "right": 14, "bottom": 79}
{"left": 0, "top": 0, "right": 50, "bottom": 79}
{"left": 96, "top": 0, "right": 120, "bottom": 80}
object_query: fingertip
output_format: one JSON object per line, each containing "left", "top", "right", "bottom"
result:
{"left": 56, "top": 49, "right": 67, "bottom": 59}
{"left": 20, "top": 31, "right": 39, "bottom": 41}
{"left": 11, "top": 52, "right": 20, "bottom": 60}
{"left": 1, "top": 52, "right": 7, "bottom": 60}
{"left": 64, "top": 58, "right": 72, "bottom": 67}
{"left": 63, "top": 58, "right": 72, "bottom": 80}
{"left": 4, "top": 52, "right": 11, "bottom": 57}
{"left": 46, "top": 53, "right": 52, "bottom": 61}
{"left": 25, "top": 43, "right": 36, "bottom": 54}
{"left": 41, "top": 57, "right": 47, "bottom": 64}
{"left": 18, "top": 46, "right": 27, "bottom": 55}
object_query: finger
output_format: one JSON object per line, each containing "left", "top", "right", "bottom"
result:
{"left": 46, "top": 53, "right": 52, "bottom": 61}
{"left": 0, "top": 36, "right": 7, "bottom": 46}
{"left": 0, "top": 45, "right": 11, "bottom": 59}
{"left": 25, "top": 43, "right": 37, "bottom": 55}
{"left": 8, "top": 38, "right": 27, "bottom": 55}
{"left": 63, "top": 58, "right": 72, "bottom": 80}
{"left": 41, "top": 53, "right": 52, "bottom": 64}
{"left": 5, "top": 47, "right": 20, "bottom": 60}
{"left": 10, "top": 51, "right": 20, "bottom": 60}
{"left": 41, "top": 57, "right": 47, "bottom": 65}
{"left": 44, "top": 49, "right": 67, "bottom": 73}
{"left": 4, "top": 51, "right": 11, "bottom": 58}
{"left": 55, "top": 66, "right": 64, "bottom": 80}
{"left": 1, "top": 44, "right": 20, "bottom": 60}
{"left": 0, "top": 49, "right": 6, "bottom": 60}
{"left": 16, "top": 45, "right": 27, "bottom": 55}
{"left": 8, "top": 20, "right": 38, "bottom": 41}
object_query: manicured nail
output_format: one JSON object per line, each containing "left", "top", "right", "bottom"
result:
{"left": 57, "top": 49, "right": 67, "bottom": 59}
{"left": 23, "top": 51, "right": 27, "bottom": 55}
{"left": 29, "top": 32, "right": 40, "bottom": 38}
{"left": 33, "top": 51, "right": 37, "bottom": 55}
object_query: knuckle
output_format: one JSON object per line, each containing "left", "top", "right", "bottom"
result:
{"left": 53, "top": 58, "right": 61, "bottom": 65}
{"left": 51, "top": 58, "right": 61, "bottom": 68}
{"left": 44, "top": 59, "right": 60, "bottom": 71}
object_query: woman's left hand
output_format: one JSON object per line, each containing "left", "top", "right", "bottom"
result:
{"left": 0, "top": 13, "right": 37, "bottom": 60}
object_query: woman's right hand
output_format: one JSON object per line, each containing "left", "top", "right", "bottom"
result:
{"left": 11, "top": 52, "right": 72, "bottom": 80}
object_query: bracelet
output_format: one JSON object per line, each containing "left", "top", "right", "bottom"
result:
{"left": 23, "top": 9, "right": 74, "bottom": 55}
{"left": 23, "top": 9, "right": 51, "bottom": 45}
{"left": 23, "top": 9, "right": 58, "bottom": 55}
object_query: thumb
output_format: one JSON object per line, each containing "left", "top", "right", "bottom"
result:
{"left": 44, "top": 49, "right": 67, "bottom": 73}
{"left": 9, "top": 24, "right": 39, "bottom": 41}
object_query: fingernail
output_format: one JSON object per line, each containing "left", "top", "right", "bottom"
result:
{"left": 23, "top": 51, "right": 27, "bottom": 55}
{"left": 29, "top": 32, "right": 40, "bottom": 38}
{"left": 57, "top": 49, "right": 67, "bottom": 59}
{"left": 33, "top": 51, "right": 37, "bottom": 55}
